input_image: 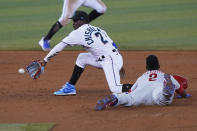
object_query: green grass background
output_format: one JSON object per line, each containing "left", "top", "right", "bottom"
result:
{"left": 0, "top": 0, "right": 197, "bottom": 50}
{"left": 0, "top": 123, "right": 54, "bottom": 131}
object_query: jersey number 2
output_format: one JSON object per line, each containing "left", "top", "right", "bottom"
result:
{"left": 149, "top": 73, "right": 157, "bottom": 81}
{"left": 95, "top": 32, "right": 108, "bottom": 44}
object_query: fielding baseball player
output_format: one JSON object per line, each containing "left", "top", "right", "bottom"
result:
{"left": 39, "top": 10, "right": 133, "bottom": 95}
{"left": 39, "top": 0, "right": 107, "bottom": 51}
{"left": 95, "top": 55, "right": 191, "bottom": 110}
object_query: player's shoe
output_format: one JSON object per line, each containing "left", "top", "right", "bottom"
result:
{"left": 163, "top": 73, "right": 175, "bottom": 95}
{"left": 39, "top": 37, "right": 51, "bottom": 51}
{"left": 53, "top": 82, "right": 76, "bottom": 96}
{"left": 95, "top": 94, "right": 118, "bottom": 111}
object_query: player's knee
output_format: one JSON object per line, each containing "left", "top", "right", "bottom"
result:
{"left": 76, "top": 53, "right": 87, "bottom": 68}
{"left": 59, "top": 17, "right": 70, "bottom": 26}
{"left": 96, "top": 5, "right": 107, "bottom": 14}
{"left": 109, "top": 88, "right": 117, "bottom": 93}
{"left": 109, "top": 86, "right": 121, "bottom": 93}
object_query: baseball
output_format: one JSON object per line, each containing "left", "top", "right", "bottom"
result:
{"left": 18, "top": 68, "right": 25, "bottom": 74}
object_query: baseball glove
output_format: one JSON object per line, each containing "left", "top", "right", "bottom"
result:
{"left": 26, "top": 60, "right": 44, "bottom": 79}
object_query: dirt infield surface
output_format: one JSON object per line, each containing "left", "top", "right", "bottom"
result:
{"left": 0, "top": 51, "right": 197, "bottom": 131}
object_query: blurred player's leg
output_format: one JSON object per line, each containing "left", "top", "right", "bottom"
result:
{"left": 39, "top": 0, "right": 83, "bottom": 51}
{"left": 38, "top": 21, "right": 62, "bottom": 51}
{"left": 43, "top": 22, "right": 63, "bottom": 42}
{"left": 83, "top": 0, "right": 107, "bottom": 22}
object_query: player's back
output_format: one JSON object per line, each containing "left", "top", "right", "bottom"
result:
{"left": 76, "top": 24, "right": 116, "bottom": 57}
{"left": 138, "top": 70, "right": 180, "bottom": 89}
{"left": 135, "top": 70, "right": 180, "bottom": 104}
{"left": 137, "top": 70, "right": 165, "bottom": 87}
{"left": 64, "top": 24, "right": 119, "bottom": 58}
{"left": 129, "top": 70, "right": 166, "bottom": 106}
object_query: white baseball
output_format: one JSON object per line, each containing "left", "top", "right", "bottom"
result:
{"left": 18, "top": 68, "right": 25, "bottom": 74}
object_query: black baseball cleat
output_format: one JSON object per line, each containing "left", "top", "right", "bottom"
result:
{"left": 95, "top": 94, "right": 118, "bottom": 111}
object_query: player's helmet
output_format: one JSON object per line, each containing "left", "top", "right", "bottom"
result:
{"left": 70, "top": 10, "right": 89, "bottom": 22}
{"left": 146, "top": 55, "right": 160, "bottom": 70}
{"left": 173, "top": 75, "right": 188, "bottom": 89}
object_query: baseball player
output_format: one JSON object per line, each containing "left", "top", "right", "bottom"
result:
{"left": 40, "top": 10, "right": 133, "bottom": 95}
{"left": 39, "top": 0, "right": 107, "bottom": 51}
{"left": 95, "top": 55, "right": 191, "bottom": 110}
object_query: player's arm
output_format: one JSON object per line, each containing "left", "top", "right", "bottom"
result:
{"left": 43, "top": 42, "right": 67, "bottom": 63}
{"left": 41, "top": 30, "right": 79, "bottom": 66}
{"left": 41, "top": 42, "right": 68, "bottom": 67}
{"left": 130, "top": 78, "right": 140, "bottom": 92}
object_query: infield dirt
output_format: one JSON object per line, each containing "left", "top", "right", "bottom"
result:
{"left": 0, "top": 51, "right": 196, "bottom": 131}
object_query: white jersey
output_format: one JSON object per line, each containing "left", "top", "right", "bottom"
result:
{"left": 44, "top": 24, "right": 124, "bottom": 94}
{"left": 44, "top": 24, "right": 119, "bottom": 62}
{"left": 132, "top": 70, "right": 180, "bottom": 91}
{"left": 114, "top": 70, "right": 180, "bottom": 106}
{"left": 62, "top": 24, "right": 116, "bottom": 59}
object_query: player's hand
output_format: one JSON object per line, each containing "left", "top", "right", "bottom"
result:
{"left": 40, "top": 60, "right": 47, "bottom": 73}
{"left": 40, "top": 60, "right": 47, "bottom": 67}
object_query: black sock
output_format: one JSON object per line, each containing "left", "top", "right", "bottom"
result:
{"left": 88, "top": 10, "right": 103, "bottom": 22}
{"left": 69, "top": 65, "right": 84, "bottom": 85}
{"left": 44, "top": 21, "right": 63, "bottom": 40}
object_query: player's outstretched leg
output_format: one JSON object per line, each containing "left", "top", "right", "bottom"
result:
{"left": 95, "top": 94, "right": 118, "bottom": 111}
{"left": 54, "top": 82, "right": 76, "bottom": 96}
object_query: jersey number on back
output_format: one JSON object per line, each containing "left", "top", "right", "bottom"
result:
{"left": 95, "top": 32, "right": 108, "bottom": 44}
{"left": 149, "top": 73, "right": 157, "bottom": 81}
